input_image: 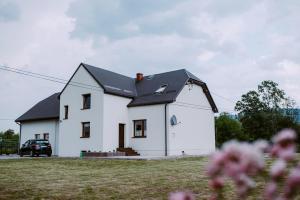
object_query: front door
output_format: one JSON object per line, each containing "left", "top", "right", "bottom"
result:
{"left": 119, "top": 124, "right": 125, "bottom": 148}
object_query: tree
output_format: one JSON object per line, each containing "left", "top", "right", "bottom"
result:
{"left": 0, "top": 129, "right": 19, "bottom": 140}
{"left": 235, "top": 80, "right": 299, "bottom": 141}
{"left": 215, "top": 113, "right": 243, "bottom": 147}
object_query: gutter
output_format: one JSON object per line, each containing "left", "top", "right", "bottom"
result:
{"left": 16, "top": 122, "right": 21, "bottom": 155}
{"left": 164, "top": 103, "right": 168, "bottom": 156}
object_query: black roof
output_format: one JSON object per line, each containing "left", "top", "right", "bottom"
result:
{"left": 80, "top": 63, "right": 217, "bottom": 112}
{"left": 17, "top": 64, "right": 218, "bottom": 122}
{"left": 15, "top": 93, "right": 60, "bottom": 122}
{"left": 83, "top": 64, "right": 137, "bottom": 97}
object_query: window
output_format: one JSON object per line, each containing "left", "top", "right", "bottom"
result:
{"left": 133, "top": 120, "right": 147, "bottom": 137}
{"left": 64, "top": 105, "right": 69, "bottom": 119}
{"left": 35, "top": 134, "right": 40, "bottom": 139}
{"left": 155, "top": 85, "right": 167, "bottom": 94}
{"left": 43, "top": 133, "right": 49, "bottom": 140}
{"left": 82, "top": 94, "right": 91, "bottom": 109}
{"left": 81, "top": 122, "right": 90, "bottom": 138}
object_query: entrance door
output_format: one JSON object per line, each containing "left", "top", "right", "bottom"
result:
{"left": 119, "top": 124, "right": 125, "bottom": 148}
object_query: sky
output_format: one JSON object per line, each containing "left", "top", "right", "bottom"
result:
{"left": 0, "top": 0, "right": 300, "bottom": 132}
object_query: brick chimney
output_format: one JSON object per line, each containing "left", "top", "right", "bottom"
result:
{"left": 136, "top": 73, "right": 144, "bottom": 82}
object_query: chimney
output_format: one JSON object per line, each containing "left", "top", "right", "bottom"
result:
{"left": 136, "top": 73, "right": 144, "bottom": 82}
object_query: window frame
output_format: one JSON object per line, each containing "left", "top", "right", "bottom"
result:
{"left": 133, "top": 119, "right": 147, "bottom": 138}
{"left": 81, "top": 122, "right": 90, "bottom": 138}
{"left": 43, "top": 133, "right": 49, "bottom": 140}
{"left": 82, "top": 94, "right": 91, "bottom": 110}
{"left": 34, "top": 134, "right": 40, "bottom": 140}
{"left": 64, "top": 105, "right": 69, "bottom": 119}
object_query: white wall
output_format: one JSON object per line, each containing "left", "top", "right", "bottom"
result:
{"left": 168, "top": 84, "right": 215, "bottom": 156}
{"left": 20, "top": 120, "right": 59, "bottom": 155}
{"left": 128, "top": 105, "right": 166, "bottom": 156}
{"left": 102, "top": 94, "right": 131, "bottom": 152}
{"left": 58, "top": 66, "right": 104, "bottom": 157}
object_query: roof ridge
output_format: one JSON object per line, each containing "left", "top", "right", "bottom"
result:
{"left": 144, "top": 68, "right": 186, "bottom": 77}
{"left": 81, "top": 63, "right": 134, "bottom": 80}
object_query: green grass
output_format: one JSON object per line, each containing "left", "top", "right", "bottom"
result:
{"left": 0, "top": 157, "right": 270, "bottom": 200}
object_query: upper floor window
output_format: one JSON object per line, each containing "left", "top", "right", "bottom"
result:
{"left": 64, "top": 105, "right": 69, "bottom": 119}
{"left": 35, "top": 134, "right": 40, "bottom": 140}
{"left": 82, "top": 94, "right": 91, "bottom": 109}
{"left": 133, "top": 120, "right": 147, "bottom": 138}
{"left": 43, "top": 133, "right": 49, "bottom": 140}
{"left": 81, "top": 122, "right": 90, "bottom": 138}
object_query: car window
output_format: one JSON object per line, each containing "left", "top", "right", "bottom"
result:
{"left": 35, "top": 140, "right": 49, "bottom": 145}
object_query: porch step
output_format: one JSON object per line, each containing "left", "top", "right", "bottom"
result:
{"left": 117, "top": 147, "right": 140, "bottom": 156}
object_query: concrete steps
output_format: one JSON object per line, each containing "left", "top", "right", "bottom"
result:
{"left": 117, "top": 147, "right": 140, "bottom": 156}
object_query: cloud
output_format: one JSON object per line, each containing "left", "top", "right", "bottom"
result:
{"left": 0, "top": 0, "right": 300, "bottom": 131}
{"left": 0, "top": 1, "right": 20, "bottom": 22}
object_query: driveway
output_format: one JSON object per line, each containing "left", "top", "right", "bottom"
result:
{"left": 0, "top": 154, "right": 22, "bottom": 159}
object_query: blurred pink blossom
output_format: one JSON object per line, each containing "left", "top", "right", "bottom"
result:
{"left": 270, "top": 159, "right": 286, "bottom": 179}
{"left": 253, "top": 140, "right": 269, "bottom": 152}
{"left": 264, "top": 181, "right": 278, "bottom": 200}
{"left": 209, "top": 177, "right": 224, "bottom": 190}
{"left": 284, "top": 167, "right": 300, "bottom": 198}
{"left": 168, "top": 191, "right": 195, "bottom": 200}
{"left": 271, "top": 129, "right": 297, "bottom": 161}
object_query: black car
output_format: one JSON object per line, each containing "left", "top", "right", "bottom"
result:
{"left": 20, "top": 139, "right": 52, "bottom": 157}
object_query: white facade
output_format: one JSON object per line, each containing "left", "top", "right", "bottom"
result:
{"left": 102, "top": 94, "right": 131, "bottom": 152}
{"left": 167, "top": 84, "right": 215, "bottom": 155}
{"left": 58, "top": 66, "right": 104, "bottom": 157}
{"left": 20, "top": 120, "right": 59, "bottom": 155}
{"left": 128, "top": 105, "right": 166, "bottom": 156}
{"left": 20, "top": 65, "right": 216, "bottom": 157}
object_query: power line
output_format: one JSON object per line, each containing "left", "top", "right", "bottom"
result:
{"left": 210, "top": 91, "right": 236, "bottom": 103}
{"left": 1, "top": 65, "right": 102, "bottom": 90}
{"left": 0, "top": 65, "right": 102, "bottom": 92}
{"left": 1, "top": 65, "right": 238, "bottom": 112}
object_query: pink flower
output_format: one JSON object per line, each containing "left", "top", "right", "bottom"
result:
{"left": 254, "top": 140, "right": 269, "bottom": 153}
{"left": 234, "top": 174, "right": 256, "bottom": 197}
{"left": 272, "top": 129, "right": 296, "bottom": 145}
{"left": 271, "top": 129, "right": 297, "bottom": 161}
{"left": 209, "top": 177, "right": 224, "bottom": 190}
{"left": 169, "top": 191, "right": 195, "bottom": 200}
{"left": 222, "top": 141, "right": 264, "bottom": 176}
{"left": 284, "top": 167, "right": 300, "bottom": 198}
{"left": 270, "top": 159, "right": 286, "bottom": 179}
{"left": 264, "top": 181, "right": 277, "bottom": 200}
{"left": 206, "top": 151, "right": 225, "bottom": 177}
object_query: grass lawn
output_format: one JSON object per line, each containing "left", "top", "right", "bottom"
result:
{"left": 0, "top": 157, "right": 270, "bottom": 200}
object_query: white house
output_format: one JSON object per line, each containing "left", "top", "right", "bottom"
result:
{"left": 16, "top": 63, "right": 218, "bottom": 157}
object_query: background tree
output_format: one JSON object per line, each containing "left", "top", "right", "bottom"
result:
{"left": 235, "top": 80, "right": 299, "bottom": 141}
{"left": 0, "top": 129, "right": 19, "bottom": 140}
{"left": 215, "top": 113, "right": 243, "bottom": 147}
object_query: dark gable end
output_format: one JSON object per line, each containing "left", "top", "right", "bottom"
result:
{"left": 15, "top": 93, "right": 60, "bottom": 123}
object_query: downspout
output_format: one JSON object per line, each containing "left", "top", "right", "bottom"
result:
{"left": 164, "top": 103, "right": 168, "bottom": 156}
{"left": 16, "top": 122, "right": 21, "bottom": 155}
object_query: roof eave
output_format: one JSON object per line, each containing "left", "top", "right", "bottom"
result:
{"left": 189, "top": 79, "right": 218, "bottom": 113}
{"left": 127, "top": 100, "right": 174, "bottom": 107}
{"left": 15, "top": 117, "right": 59, "bottom": 123}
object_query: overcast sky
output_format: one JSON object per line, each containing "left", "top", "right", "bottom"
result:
{"left": 0, "top": 0, "right": 300, "bottom": 132}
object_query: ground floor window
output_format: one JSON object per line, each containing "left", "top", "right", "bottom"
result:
{"left": 133, "top": 120, "right": 147, "bottom": 138}
{"left": 81, "top": 122, "right": 90, "bottom": 138}
{"left": 35, "top": 134, "right": 40, "bottom": 139}
{"left": 43, "top": 133, "right": 49, "bottom": 140}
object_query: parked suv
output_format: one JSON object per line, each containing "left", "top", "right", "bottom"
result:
{"left": 20, "top": 139, "right": 52, "bottom": 157}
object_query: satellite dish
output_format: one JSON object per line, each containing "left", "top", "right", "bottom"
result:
{"left": 170, "top": 115, "right": 177, "bottom": 126}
